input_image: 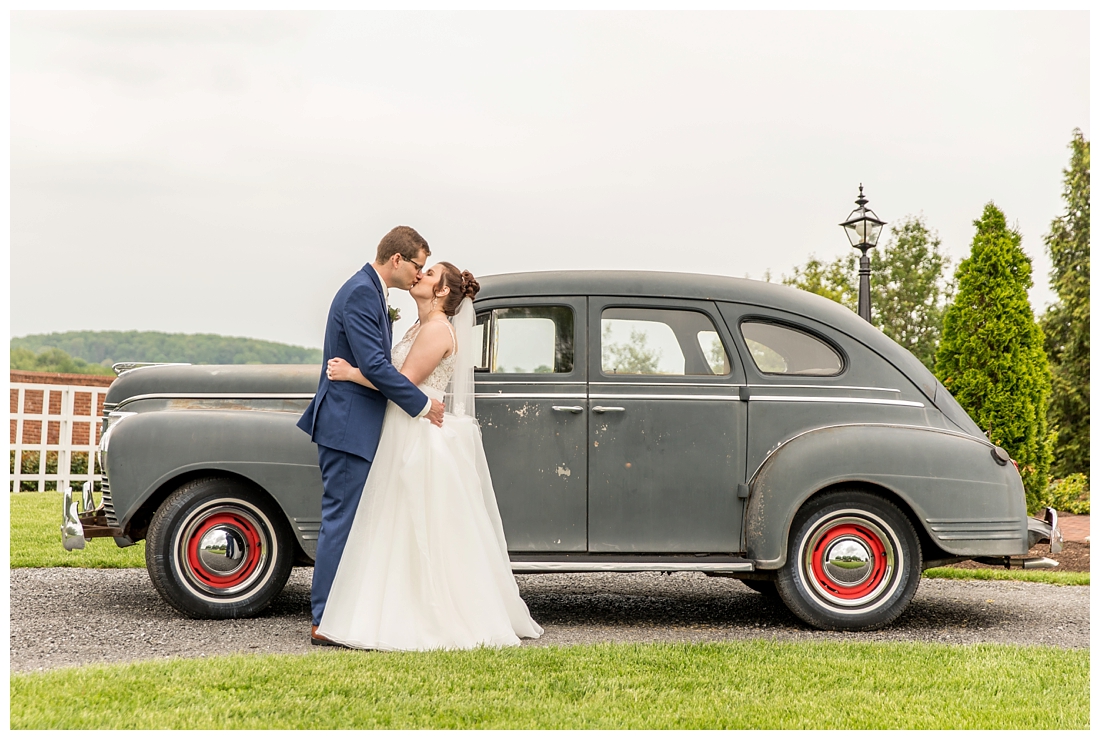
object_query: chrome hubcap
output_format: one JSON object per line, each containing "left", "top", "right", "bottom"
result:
{"left": 197, "top": 525, "right": 248, "bottom": 576}
{"left": 822, "top": 536, "right": 873, "bottom": 585}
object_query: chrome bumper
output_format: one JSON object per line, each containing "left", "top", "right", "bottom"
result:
{"left": 61, "top": 484, "right": 93, "bottom": 551}
{"left": 61, "top": 482, "right": 121, "bottom": 551}
{"left": 1028, "top": 507, "right": 1063, "bottom": 554}
{"left": 972, "top": 508, "right": 1063, "bottom": 570}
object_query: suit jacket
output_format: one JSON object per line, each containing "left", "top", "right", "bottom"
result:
{"left": 297, "top": 264, "right": 429, "bottom": 461}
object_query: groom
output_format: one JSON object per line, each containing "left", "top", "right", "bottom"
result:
{"left": 297, "top": 225, "right": 446, "bottom": 645}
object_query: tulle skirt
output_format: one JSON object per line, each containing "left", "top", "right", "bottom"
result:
{"left": 317, "top": 387, "right": 543, "bottom": 651}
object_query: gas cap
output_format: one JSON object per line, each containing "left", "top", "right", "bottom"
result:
{"left": 990, "top": 446, "right": 1011, "bottom": 466}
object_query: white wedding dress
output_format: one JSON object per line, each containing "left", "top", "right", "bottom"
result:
{"left": 318, "top": 305, "right": 543, "bottom": 651}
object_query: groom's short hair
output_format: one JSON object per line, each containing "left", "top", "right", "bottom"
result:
{"left": 376, "top": 226, "right": 430, "bottom": 263}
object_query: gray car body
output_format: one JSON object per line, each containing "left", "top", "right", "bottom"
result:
{"left": 98, "top": 271, "right": 1030, "bottom": 569}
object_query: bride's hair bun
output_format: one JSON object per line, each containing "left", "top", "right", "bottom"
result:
{"left": 460, "top": 271, "right": 480, "bottom": 300}
{"left": 437, "top": 262, "right": 479, "bottom": 316}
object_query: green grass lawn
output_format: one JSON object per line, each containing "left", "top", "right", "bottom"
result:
{"left": 10, "top": 491, "right": 145, "bottom": 568}
{"left": 10, "top": 642, "right": 1089, "bottom": 729}
{"left": 924, "top": 566, "right": 1089, "bottom": 586}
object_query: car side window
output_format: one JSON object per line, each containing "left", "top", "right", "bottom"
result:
{"left": 740, "top": 320, "right": 843, "bottom": 376}
{"left": 601, "top": 307, "right": 730, "bottom": 376}
{"left": 476, "top": 306, "right": 574, "bottom": 373}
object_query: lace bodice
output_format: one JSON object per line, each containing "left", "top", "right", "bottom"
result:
{"left": 392, "top": 320, "right": 457, "bottom": 393}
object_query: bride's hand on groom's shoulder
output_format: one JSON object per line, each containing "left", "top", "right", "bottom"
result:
{"left": 326, "top": 357, "right": 356, "bottom": 382}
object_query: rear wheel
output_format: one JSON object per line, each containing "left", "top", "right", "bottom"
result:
{"left": 776, "top": 490, "right": 921, "bottom": 631}
{"left": 146, "top": 477, "right": 294, "bottom": 619}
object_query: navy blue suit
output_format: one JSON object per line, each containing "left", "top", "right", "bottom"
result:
{"left": 298, "top": 263, "right": 429, "bottom": 625}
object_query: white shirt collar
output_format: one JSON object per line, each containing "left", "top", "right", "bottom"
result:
{"left": 369, "top": 263, "right": 390, "bottom": 306}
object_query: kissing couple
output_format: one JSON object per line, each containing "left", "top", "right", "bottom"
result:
{"left": 296, "top": 226, "right": 543, "bottom": 651}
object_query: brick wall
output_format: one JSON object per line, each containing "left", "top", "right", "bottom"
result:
{"left": 9, "top": 371, "right": 113, "bottom": 446}
{"left": 9, "top": 370, "right": 115, "bottom": 387}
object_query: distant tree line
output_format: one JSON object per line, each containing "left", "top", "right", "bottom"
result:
{"left": 10, "top": 347, "right": 116, "bottom": 376}
{"left": 10, "top": 330, "right": 322, "bottom": 372}
{"left": 783, "top": 130, "right": 1089, "bottom": 513}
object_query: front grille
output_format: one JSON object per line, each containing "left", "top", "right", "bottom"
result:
{"left": 101, "top": 476, "right": 119, "bottom": 528}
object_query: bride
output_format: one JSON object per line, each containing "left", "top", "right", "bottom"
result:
{"left": 316, "top": 262, "right": 543, "bottom": 651}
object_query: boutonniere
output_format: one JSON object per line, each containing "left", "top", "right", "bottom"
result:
{"left": 388, "top": 307, "right": 401, "bottom": 324}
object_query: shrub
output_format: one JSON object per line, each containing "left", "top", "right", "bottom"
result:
{"left": 1037, "top": 473, "right": 1090, "bottom": 515}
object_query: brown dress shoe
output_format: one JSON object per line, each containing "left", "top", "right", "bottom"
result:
{"left": 311, "top": 625, "right": 340, "bottom": 647}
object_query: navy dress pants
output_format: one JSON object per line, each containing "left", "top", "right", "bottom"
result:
{"left": 312, "top": 443, "right": 372, "bottom": 626}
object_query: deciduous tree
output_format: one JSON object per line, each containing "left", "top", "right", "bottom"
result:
{"left": 782, "top": 255, "right": 857, "bottom": 311}
{"left": 783, "top": 215, "right": 952, "bottom": 370}
{"left": 867, "top": 217, "right": 952, "bottom": 370}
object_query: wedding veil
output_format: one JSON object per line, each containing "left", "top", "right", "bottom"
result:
{"left": 445, "top": 297, "right": 476, "bottom": 418}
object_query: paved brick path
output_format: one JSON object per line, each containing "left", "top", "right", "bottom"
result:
{"left": 1057, "top": 514, "right": 1089, "bottom": 542}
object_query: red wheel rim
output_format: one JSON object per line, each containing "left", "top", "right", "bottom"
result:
{"left": 808, "top": 522, "right": 888, "bottom": 601}
{"left": 185, "top": 512, "right": 263, "bottom": 589}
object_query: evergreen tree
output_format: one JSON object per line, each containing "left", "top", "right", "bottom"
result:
{"left": 1041, "top": 130, "right": 1090, "bottom": 481}
{"left": 868, "top": 216, "right": 952, "bottom": 371}
{"left": 935, "top": 203, "right": 1052, "bottom": 509}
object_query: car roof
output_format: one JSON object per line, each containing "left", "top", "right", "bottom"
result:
{"left": 477, "top": 270, "right": 939, "bottom": 401}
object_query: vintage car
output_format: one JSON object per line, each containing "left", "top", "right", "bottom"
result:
{"left": 63, "top": 271, "right": 1062, "bottom": 631}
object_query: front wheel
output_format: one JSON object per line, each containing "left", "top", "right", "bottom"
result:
{"left": 776, "top": 490, "right": 921, "bottom": 631}
{"left": 146, "top": 477, "right": 294, "bottom": 619}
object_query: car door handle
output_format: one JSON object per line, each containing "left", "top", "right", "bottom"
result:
{"left": 551, "top": 406, "right": 585, "bottom": 414}
{"left": 591, "top": 406, "right": 625, "bottom": 413}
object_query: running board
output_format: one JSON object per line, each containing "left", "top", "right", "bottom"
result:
{"left": 510, "top": 558, "right": 754, "bottom": 574}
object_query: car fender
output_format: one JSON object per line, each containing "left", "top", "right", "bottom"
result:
{"left": 744, "top": 423, "right": 1028, "bottom": 569}
{"left": 103, "top": 410, "right": 321, "bottom": 556}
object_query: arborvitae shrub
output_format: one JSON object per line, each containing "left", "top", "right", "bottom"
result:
{"left": 935, "top": 203, "right": 1052, "bottom": 511}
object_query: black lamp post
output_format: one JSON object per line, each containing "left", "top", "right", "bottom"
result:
{"left": 839, "top": 184, "right": 886, "bottom": 323}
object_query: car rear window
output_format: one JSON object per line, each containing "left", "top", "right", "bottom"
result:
{"left": 740, "top": 321, "right": 843, "bottom": 376}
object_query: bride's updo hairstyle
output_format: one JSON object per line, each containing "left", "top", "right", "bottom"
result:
{"left": 436, "top": 262, "right": 480, "bottom": 317}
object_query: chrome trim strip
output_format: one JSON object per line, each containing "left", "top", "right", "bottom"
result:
{"left": 114, "top": 392, "right": 316, "bottom": 408}
{"left": 936, "top": 533, "right": 1022, "bottom": 541}
{"left": 510, "top": 561, "right": 753, "bottom": 573}
{"left": 585, "top": 394, "right": 919, "bottom": 404}
{"left": 475, "top": 393, "right": 588, "bottom": 400}
{"left": 589, "top": 382, "right": 902, "bottom": 393}
{"left": 750, "top": 395, "right": 924, "bottom": 408}
{"left": 748, "top": 422, "right": 991, "bottom": 484}
{"left": 476, "top": 381, "right": 586, "bottom": 386}
{"left": 762, "top": 384, "right": 902, "bottom": 393}
{"left": 590, "top": 382, "right": 742, "bottom": 388}
{"left": 589, "top": 394, "right": 736, "bottom": 401}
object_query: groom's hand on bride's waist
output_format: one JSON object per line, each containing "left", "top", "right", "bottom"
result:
{"left": 426, "top": 398, "right": 445, "bottom": 427}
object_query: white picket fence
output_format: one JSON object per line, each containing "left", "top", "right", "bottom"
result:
{"left": 9, "top": 381, "right": 108, "bottom": 494}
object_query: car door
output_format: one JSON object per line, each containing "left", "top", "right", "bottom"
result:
{"left": 587, "top": 297, "right": 747, "bottom": 553}
{"left": 474, "top": 297, "right": 588, "bottom": 551}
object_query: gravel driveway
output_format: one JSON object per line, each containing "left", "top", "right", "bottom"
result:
{"left": 10, "top": 567, "right": 1089, "bottom": 674}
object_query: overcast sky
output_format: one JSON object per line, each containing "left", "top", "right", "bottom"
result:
{"left": 9, "top": 10, "right": 1090, "bottom": 350}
